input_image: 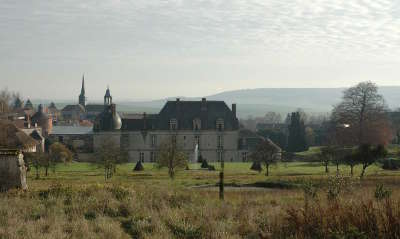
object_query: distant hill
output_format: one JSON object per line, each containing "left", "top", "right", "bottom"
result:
{"left": 33, "top": 86, "right": 400, "bottom": 119}
{"left": 116, "top": 86, "right": 400, "bottom": 118}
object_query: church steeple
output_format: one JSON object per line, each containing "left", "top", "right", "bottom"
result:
{"left": 79, "top": 74, "right": 86, "bottom": 107}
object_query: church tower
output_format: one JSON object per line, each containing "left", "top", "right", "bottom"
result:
{"left": 79, "top": 75, "right": 86, "bottom": 107}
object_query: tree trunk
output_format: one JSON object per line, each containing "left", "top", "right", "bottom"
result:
{"left": 336, "top": 163, "right": 339, "bottom": 174}
{"left": 266, "top": 164, "right": 270, "bottom": 176}
{"left": 350, "top": 165, "right": 354, "bottom": 176}
{"left": 45, "top": 166, "right": 48, "bottom": 177}
{"left": 360, "top": 165, "right": 367, "bottom": 178}
{"left": 325, "top": 162, "right": 329, "bottom": 173}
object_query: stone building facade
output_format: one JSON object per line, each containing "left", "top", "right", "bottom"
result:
{"left": 93, "top": 88, "right": 240, "bottom": 162}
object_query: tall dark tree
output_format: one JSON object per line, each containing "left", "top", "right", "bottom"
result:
{"left": 287, "top": 111, "right": 308, "bottom": 152}
{"left": 331, "top": 81, "right": 392, "bottom": 146}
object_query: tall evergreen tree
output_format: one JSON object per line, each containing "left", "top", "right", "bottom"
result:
{"left": 287, "top": 111, "right": 308, "bottom": 152}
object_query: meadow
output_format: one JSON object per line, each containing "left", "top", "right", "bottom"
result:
{"left": 1, "top": 161, "right": 400, "bottom": 238}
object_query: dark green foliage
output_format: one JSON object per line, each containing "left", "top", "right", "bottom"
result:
{"left": 287, "top": 111, "right": 308, "bottom": 152}
{"left": 133, "top": 161, "right": 144, "bottom": 171}
{"left": 356, "top": 144, "right": 388, "bottom": 178}
{"left": 84, "top": 211, "right": 96, "bottom": 221}
{"left": 200, "top": 160, "right": 209, "bottom": 169}
{"left": 382, "top": 158, "right": 400, "bottom": 170}
{"left": 250, "top": 161, "right": 262, "bottom": 172}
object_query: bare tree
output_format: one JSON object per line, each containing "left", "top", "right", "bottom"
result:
{"left": 251, "top": 139, "right": 281, "bottom": 176}
{"left": 0, "top": 88, "right": 22, "bottom": 113}
{"left": 157, "top": 136, "right": 188, "bottom": 179}
{"left": 331, "top": 81, "right": 392, "bottom": 146}
{"left": 95, "top": 140, "right": 127, "bottom": 180}
{"left": 264, "top": 112, "right": 282, "bottom": 124}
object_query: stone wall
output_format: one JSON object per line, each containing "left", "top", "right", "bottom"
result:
{"left": 0, "top": 150, "right": 27, "bottom": 191}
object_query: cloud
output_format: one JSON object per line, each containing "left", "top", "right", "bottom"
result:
{"left": 1, "top": 0, "right": 400, "bottom": 99}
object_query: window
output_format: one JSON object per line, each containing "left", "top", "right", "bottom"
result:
{"left": 150, "top": 152, "right": 156, "bottom": 162}
{"left": 242, "top": 152, "right": 248, "bottom": 162}
{"left": 139, "top": 152, "right": 145, "bottom": 162}
{"left": 217, "top": 135, "right": 223, "bottom": 149}
{"left": 170, "top": 118, "right": 178, "bottom": 130}
{"left": 193, "top": 118, "right": 201, "bottom": 130}
{"left": 151, "top": 135, "right": 156, "bottom": 147}
{"left": 216, "top": 118, "right": 224, "bottom": 131}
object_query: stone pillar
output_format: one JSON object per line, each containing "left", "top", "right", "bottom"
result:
{"left": 0, "top": 150, "right": 28, "bottom": 191}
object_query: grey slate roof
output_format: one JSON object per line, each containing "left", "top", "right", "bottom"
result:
{"left": 50, "top": 126, "right": 93, "bottom": 135}
{"left": 85, "top": 104, "right": 104, "bottom": 112}
{"left": 156, "top": 100, "right": 238, "bottom": 130}
{"left": 61, "top": 104, "right": 85, "bottom": 113}
{"left": 119, "top": 100, "right": 238, "bottom": 131}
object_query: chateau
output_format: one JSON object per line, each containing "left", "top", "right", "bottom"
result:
{"left": 50, "top": 80, "right": 264, "bottom": 163}
{"left": 93, "top": 88, "right": 242, "bottom": 162}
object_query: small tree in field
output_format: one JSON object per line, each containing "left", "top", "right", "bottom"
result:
{"left": 343, "top": 150, "right": 358, "bottom": 176}
{"left": 356, "top": 144, "right": 387, "bottom": 178}
{"left": 157, "top": 136, "right": 188, "bottom": 179}
{"left": 25, "top": 152, "right": 46, "bottom": 179}
{"left": 251, "top": 139, "right": 281, "bottom": 176}
{"left": 95, "top": 140, "right": 127, "bottom": 180}
{"left": 49, "top": 142, "right": 73, "bottom": 175}
{"left": 318, "top": 146, "right": 334, "bottom": 173}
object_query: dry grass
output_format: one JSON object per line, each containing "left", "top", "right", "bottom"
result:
{"left": 1, "top": 163, "right": 400, "bottom": 238}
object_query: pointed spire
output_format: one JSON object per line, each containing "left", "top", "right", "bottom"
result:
{"left": 81, "top": 74, "right": 85, "bottom": 94}
{"left": 79, "top": 74, "right": 86, "bottom": 107}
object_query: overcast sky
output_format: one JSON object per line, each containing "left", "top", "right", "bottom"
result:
{"left": 1, "top": 0, "right": 400, "bottom": 102}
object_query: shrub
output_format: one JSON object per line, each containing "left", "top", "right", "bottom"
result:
{"left": 200, "top": 160, "right": 209, "bottom": 169}
{"left": 250, "top": 161, "right": 262, "bottom": 172}
{"left": 133, "top": 161, "right": 144, "bottom": 171}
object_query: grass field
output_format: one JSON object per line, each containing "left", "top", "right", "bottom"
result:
{"left": 1, "top": 161, "right": 400, "bottom": 238}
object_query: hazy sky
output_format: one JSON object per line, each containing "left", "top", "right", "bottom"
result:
{"left": 1, "top": 0, "right": 400, "bottom": 102}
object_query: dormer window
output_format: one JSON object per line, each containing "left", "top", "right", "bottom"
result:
{"left": 170, "top": 118, "right": 178, "bottom": 130}
{"left": 193, "top": 118, "right": 201, "bottom": 131}
{"left": 216, "top": 118, "right": 224, "bottom": 131}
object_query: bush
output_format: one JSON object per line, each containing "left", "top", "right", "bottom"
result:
{"left": 250, "top": 161, "right": 262, "bottom": 172}
{"left": 133, "top": 161, "right": 144, "bottom": 171}
{"left": 200, "top": 160, "right": 209, "bottom": 169}
{"left": 207, "top": 165, "right": 215, "bottom": 171}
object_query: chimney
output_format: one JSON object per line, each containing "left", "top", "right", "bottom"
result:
{"left": 232, "top": 104, "right": 237, "bottom": 117}
{"left": 201, "top": 98, "right": 207, "bottom": 111}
